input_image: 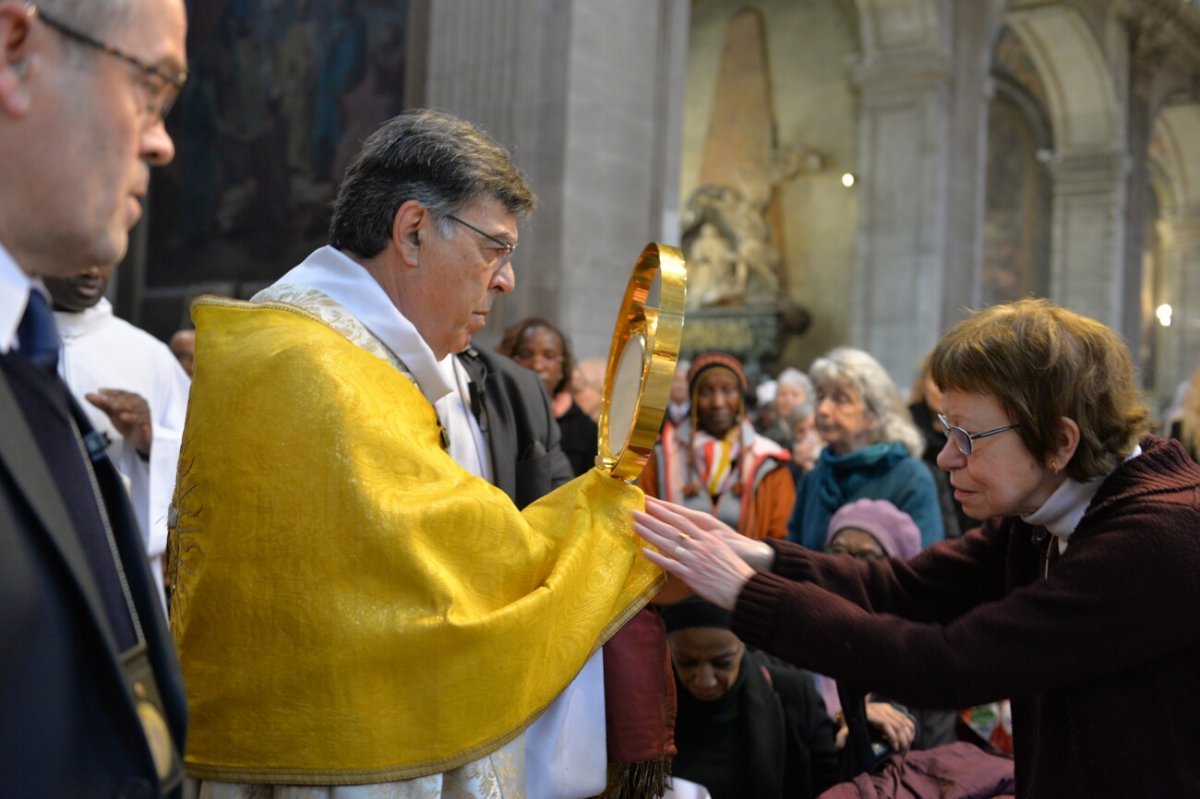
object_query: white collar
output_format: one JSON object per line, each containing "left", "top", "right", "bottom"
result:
{"left": 1022, "top": 444, "right": 1143, "bottom": 542}
{"left": 0, "top": 242, "right": 44, "bottom": 355}
{"left": 53, "top": 297, "right": 115, "bottom": 339}
{"left": 271, "top": 245, "right": 454, "bottom": 404}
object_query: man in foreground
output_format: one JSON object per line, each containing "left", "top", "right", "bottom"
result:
{"left": 0, "top": 0, "right": 189, "bottom": 794}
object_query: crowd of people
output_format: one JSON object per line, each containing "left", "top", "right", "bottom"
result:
{"left": 4, "top": 3, "right": 1200, "bottom": 797}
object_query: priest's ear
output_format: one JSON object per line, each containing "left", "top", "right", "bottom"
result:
{"left": 392, "top": 200, "right": 430, "bottom": 267}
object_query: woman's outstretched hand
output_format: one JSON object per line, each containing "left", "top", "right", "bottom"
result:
{"left": 634, "top": 498, "right": 766, "bottom": 610}
{"left": 644, "top": 497, "right": 777, "bottom": 569}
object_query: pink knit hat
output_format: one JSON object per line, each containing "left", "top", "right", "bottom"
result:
{"left": 826, "top": 498, "right": 921, "bottom": 561}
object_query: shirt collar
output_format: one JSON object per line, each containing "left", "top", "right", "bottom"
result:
{"left": 0, "top": 242, "right": 45, "bottom": 355}
{"left": 271, "top": 246, "right": 454, "bottom": 404}
{"left": 53, "top": 297, "right": 114, "bottom": 340}
{"left": 1022, "top": 444, "right": 1143, "bottom": 540}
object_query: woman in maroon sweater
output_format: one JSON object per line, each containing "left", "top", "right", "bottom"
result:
{"left": 635, "top": 298, "right": 1200, "bottom": 798}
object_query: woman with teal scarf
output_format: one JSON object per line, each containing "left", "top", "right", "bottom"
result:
{"left": 787, "top": 347, "right": 943, "bottom": 550}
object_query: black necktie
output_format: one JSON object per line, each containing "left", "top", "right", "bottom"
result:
{"left": 17, "top": 290, "right": 60, "bottom": 372}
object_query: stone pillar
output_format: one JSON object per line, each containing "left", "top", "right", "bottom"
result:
{"left": 415, "top": 0, "right": 690, "bottom": 360}
{"left": 850, "top": 47, "right": 954, "bottom": 391}
{"left": 1045, "top": 151, "right": 1129, "bottom": 329}
{"left": 942, "top": 0, "right": 1008, "bottom": 326}
{"left": 1155, "top": 214, "right": 1200, "bottom": 402}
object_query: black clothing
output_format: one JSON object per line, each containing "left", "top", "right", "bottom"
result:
{"left": 1168, "top": 419, "right": 1198, "bottom": 462}
{"left": 672, "top": 649, "right": 839, "bottom": 799}
{"left": 457, "top": 347, "right": 573, "bottom": 507}
{"left": 0, "top": 350, "right": 186, "bottom": 797}
{"left": 556, "top": 400, "right": 599, "bottom": 478}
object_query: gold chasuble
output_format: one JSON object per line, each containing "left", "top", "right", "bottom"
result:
{"left": 170, "top": 298, "right": 664, "bottom": 784}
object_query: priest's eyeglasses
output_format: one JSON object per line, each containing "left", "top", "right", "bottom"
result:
{"left": 27, "top": 3, "right": 188, "bottom": 122}
{"left": 938, "top": 414, "right": 1019, "bottom": 456}
{"left": 446, "top": 214, "right": 517, "bottom": 267}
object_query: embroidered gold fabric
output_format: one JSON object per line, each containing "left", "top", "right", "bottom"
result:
{"left": 170, "top": 298, "right": 663, "bottom": 784}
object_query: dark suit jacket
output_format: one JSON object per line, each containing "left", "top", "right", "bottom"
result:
{"left": 457, "top": 347, "right": 574, "bottom": 508}
{"left": 0, "top": 360, "right": 187, "bottom": 798}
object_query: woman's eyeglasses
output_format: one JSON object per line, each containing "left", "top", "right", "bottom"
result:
{"left": 937, "top": 414, "right": 1019, "bottom": 456}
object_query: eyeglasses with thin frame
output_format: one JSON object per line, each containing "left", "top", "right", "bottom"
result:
{"left": 445, "top": 214, "right": 516, "bottom": 266}
{"left": 27, "top": 3, "right": 188, "bottom": 122}
{"left": 938, "top": 414, "right": 1019, "bottom": 456}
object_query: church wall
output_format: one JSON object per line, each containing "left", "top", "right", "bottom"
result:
{"left": 683, "top": 0, "right": 860, "bottom": 374}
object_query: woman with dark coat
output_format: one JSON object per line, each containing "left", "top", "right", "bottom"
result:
{"left": 638, "top": 299, "right": 1200, "bottom": 798}
{"left": 660, "top": 598, "right": 839, "bottom": 799}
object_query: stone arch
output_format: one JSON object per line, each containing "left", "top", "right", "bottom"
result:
{"left": 1004, "top": 5, "right": 1121, "bottom": 155}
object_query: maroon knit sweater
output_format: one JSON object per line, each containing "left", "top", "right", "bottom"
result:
{"left": 733, "top": 437, "right": 1200, "bottom": 798}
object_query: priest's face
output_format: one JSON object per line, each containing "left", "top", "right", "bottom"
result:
{"left": 411, "top": 196, "right": 517, "bottom": 359}
{"left": 44, "top": 265, "right": 115, "bottom": 313}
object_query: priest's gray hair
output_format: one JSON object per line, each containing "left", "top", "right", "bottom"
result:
{"left": 330, "top": 109, "right": 537, "bottom": 259}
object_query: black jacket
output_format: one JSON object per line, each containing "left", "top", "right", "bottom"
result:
{"left": 457, "top": 347, "right": 574, "bottom": 507}
{"left": 0, "top": 353, "right": 187, "bottom": 798}
{"left": 673, "top": 649, "right": 840, "bottom": 799}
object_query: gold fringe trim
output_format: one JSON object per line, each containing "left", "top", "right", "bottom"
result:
{"left": 596, "top": 757, "right": 673, "bottom": 799}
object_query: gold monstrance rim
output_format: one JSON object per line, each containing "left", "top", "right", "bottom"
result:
{"left": 596, "top": 242, "right": 687, "bottom": 480}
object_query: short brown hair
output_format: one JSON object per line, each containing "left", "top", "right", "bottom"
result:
{"left": 930, "top": 299, "right": 1150, "bottom": 481}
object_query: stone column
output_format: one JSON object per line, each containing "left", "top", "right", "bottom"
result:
{"left": 1155, "top": 214, "right": 1200, "bottom": 403}
{"left": 850, "top": 49, "right": 954, "bottom": 390}
{"left": 414, "top": 0, "right": 690, "bottom": 360}
{"left": 1045, "top": 151, "right": 1130, "bottom": 329}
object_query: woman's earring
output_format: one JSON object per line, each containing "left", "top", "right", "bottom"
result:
{"left": 1049, "top": 460, "right": 1059, "bottom": 473}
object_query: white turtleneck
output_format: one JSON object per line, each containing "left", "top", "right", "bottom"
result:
{"left": 1021, "top": 444, "right": 1143, "bottom": 552}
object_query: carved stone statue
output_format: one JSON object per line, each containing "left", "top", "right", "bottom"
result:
{"left": 682, "top": 143, "right": 825, "bottom": 308}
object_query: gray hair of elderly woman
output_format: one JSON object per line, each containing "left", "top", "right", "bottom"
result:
{"left": 777, "top": 367, "right": 813, "bottom": 395}
{"left": 809, "top": 347, "right": 924, "bottom": 457}
{"left": 329, "top": 109, "right": 537, "bottom": 259}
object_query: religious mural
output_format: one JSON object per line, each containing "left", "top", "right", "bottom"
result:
{"left": 146, "top": 0, "right": 409, "bottom": 301}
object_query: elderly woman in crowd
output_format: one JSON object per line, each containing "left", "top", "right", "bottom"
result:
{"left": 640, "top": 352, "right": 794, "bottom": 540}
{"left": 497, "top": 317, "right": 597, "bottom": 476}
{"left": 660, "top": 598, "right": 840, "bottom": 799}
{"left": 819, "top": 499, "right": 957, "bottom": 760}
{"left": 788, "top": 347, "right": 943, "bottom": 550}
{"left": 759, "top": 366, "right": 815, "bottom": 449}
{"left": 634, "top": 298, "right": 1200, "bottom": 797}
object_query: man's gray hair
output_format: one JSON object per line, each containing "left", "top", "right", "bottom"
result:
{"left": 810, "top": 347, "right": 923, "bottom": 457}
{"left": 39, "top": 0, "right": 136, "bottom": 41}
{"left": 329, "top": 109, "right": 537, "bottom": 258}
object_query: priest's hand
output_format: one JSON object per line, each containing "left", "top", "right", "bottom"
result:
{"left": 633, "top": 499, "right": 757, "bottom": 611}
{"left": 87, "top": 388, "right": 152, "bottom": 458}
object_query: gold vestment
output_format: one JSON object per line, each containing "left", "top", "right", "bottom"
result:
{"left": 170, "top": 298, "right": 662, "bottom": 784}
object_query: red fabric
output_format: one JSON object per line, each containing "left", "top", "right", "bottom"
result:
{"left": 602, "top": 607, "right": 676, "bottom": 762}
{"left": 817, "top": 742, "right": 1014, "bottom": 799}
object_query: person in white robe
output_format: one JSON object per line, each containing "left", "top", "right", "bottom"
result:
{"left": 46, "top": 266, "right": 190, "bottom": 609}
